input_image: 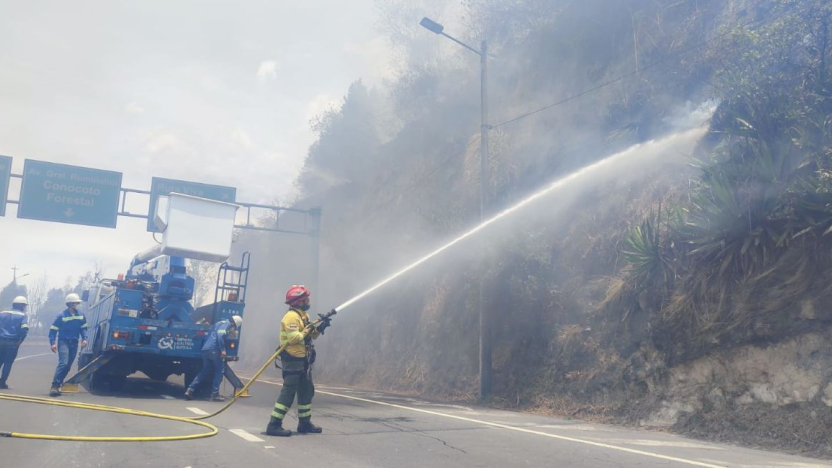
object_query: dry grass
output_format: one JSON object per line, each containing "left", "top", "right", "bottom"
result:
{"left": 558, "top": 324, "right": 585, "bottom": 351}
{"left": 596, "top": 276, "right": 628, "bottom": 312}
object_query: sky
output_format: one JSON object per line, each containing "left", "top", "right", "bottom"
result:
{"left": 0, "top": 0, "right": 399, "bottom": 289}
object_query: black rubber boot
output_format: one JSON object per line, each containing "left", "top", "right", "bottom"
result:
{"left": 266, "top": 418, "right": 291, "bottom": 437}
{"left": 184, "top": 388, "right": 194, "bottom": 400}
{"left": 297, "top": 417, "right": 322, "bottom": 434}
{"left": 49, "top": 385, "right": 61, "bottom": 397}
{"left": 0, "top": 381, "right": 8, "bottom": 390}
{"left": 210, "top": 394, "right": 225, "bottom": 402}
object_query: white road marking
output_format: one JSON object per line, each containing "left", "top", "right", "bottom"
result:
{"left": 597, "top": 438, "right": 724, "bottom": 450}
{"left": 250, "top": 376, "right": 725, "bottom": 468}
{"left": 14, "top": 352, "right": 52, "bottom": 362}
{"left": 160, "top": 394, "right": 175, "bottom": 400}
{"left": 317, "top": 385, "right": 357, "bottom": 391}
{"left": 264, "top": 446, "right": 275, "bottom": 449}
{"left": 229, "top": 429, "right": 265, "bottom": 443}
{"left": 186, "top": 407, "right": 209, "bottom": 416}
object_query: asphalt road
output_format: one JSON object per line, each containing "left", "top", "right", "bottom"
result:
{"left": 1, "top": 345, "right": 830, "bottom": 468}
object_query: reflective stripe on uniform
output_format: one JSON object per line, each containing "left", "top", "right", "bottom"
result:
{"left": 0, "top": 311, "right": 25, "bottom": 316}
{"left": 20, "top": 324, "right": 29, "bottom": 328}
{"left": 297, "top": 404, "right": 311, "bottom": 410}
{"left": 270, "top": 411, "right": 285, "bottom": 420}
{"left": 62, "top": 315, "right": 85, "bottom": 322}
{"left": 298, "top": 410, "right": 312, "bottom": 418}
{"left": 274, "top": 402, "right": 290, "bottom": 412}
{"left": 81, "top": 324, "right": 89, "bottom": 328}
{"left": 217, "top": 330, "right": 226, "bottom": 335}
{"left": 50, "top": 326, "right": 59, "bottom": 331}
{"left": 279, "top": 330, "right": 304, "bottom": 344}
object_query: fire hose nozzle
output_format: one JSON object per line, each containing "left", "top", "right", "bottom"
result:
{"left": 314, "top": 309, "right": 337, "bottom": 335}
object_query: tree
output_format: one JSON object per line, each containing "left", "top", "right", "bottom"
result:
{"left": 42, "top": 288, "right": 67, "bottom": 317}
{"left": 26, "top": 275, "right": 50, "bottom": 336}
{"left": 0, "top": 281, "right": 27, "bottom": 312}
{"left": 187, "top": 260, "right": 217, "bottom": 307}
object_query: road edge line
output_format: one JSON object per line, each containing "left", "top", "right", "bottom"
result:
{"left": 247, "top": 376, "right": 725, "bottom": 468}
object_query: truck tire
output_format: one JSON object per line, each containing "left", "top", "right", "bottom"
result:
{"left": 107, "top": 375, "right": 126, "bottom": 392}
{"left": 91, "top": 372, "right": 126, "bottom": 393}
{"left": 90, "top": 370, "right": 107, "bottom": 393}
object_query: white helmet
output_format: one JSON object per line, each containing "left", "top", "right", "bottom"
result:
{"left": 12, "top": 296, "right": 28, "bottom": 306}
{"left": 65, "top": 293, "right": 82, "bottom": 304}
{"left": 230, "top": 315, "right": 243, "bottom": 328}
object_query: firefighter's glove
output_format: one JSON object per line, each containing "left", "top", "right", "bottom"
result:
{"left": 316, "top": 320, "right": 330, "bottom": 334}
{"left": 316, "top": 316, "right": 333, "bottom": 335}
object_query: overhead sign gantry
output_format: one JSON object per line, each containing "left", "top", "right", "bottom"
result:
{"left": 2, "top": 155, "right": 323, "bottom": 294}
{"left": 0, "top": 155, "right": 11, "bottom": 217}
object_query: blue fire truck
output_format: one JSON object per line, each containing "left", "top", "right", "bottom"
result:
{"left": 63, "top": 251, "right": 251, "bottom": 395}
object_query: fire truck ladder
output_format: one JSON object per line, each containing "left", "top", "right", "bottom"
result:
{"left": 213, "top": 251, "right": 250, "bottom": 304}
{"left": 213, "top": 251, "right": 250, "bottom": 396}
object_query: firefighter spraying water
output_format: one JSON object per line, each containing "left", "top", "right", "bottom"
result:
{"left": 264, "top": 285, "right": 333, "bottom": 437}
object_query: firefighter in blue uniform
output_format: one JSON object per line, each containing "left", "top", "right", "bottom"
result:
{"left": 48, "top": 293, "right": 88, "bottom": 396}
{"left": 184, "top": 315, "right": 243, "bottom": 401}
{"left": 0, "top": 296, "right": 30, "bottom": 389}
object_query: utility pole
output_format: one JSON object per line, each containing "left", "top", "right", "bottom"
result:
{"left": 11, "top": 265, "right": 27, "bottom": 283}
{"left": 420, "top": 17, "right": 492, "bottom": 398}
{"left": 478, "top": 39, "right": 492, "bottom": 398}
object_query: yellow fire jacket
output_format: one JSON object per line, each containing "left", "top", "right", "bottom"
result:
{"left": 280, "top": 308, "right": 319, "bottom": 358}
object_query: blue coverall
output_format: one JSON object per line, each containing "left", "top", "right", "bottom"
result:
{"left": 187, "top": 319, "right": 232, "bottom": 397}
{"left": 48, "top": 309, "right": 89, "bottom": 387}
{"left": 0, "top": 307, "right": 29, "bottom": 385}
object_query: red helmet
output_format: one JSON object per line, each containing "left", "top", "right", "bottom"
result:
{"left": 285, "top": 285, "right": 310, "bottom": 305}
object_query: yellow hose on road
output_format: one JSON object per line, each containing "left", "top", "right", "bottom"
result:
{"left": 190, "top": 345, "right": 284, "bottom": 420}
{"left": 0, "top": 392, "right": 217, "bottom": 442}
{"left": 0, "top": 344, "right": 287, "bottom": 442}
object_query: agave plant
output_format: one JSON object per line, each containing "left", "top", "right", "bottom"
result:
{"left": 621, "top": 209, "right": 670, "bottom": 284}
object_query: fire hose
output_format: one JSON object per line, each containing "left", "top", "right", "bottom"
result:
{"left": 0, "top": 310, "right": 336, "bottom": 442}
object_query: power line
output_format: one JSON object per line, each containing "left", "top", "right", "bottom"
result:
{"left": 491, "top": 12, "right": 779, "bottom": 129}
{"left": 369, "top": 7, "right": 785, "bottom": 215}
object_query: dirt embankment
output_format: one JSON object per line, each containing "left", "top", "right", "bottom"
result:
{"left": 640, "top": 328, "right": 832, "bottom": 457}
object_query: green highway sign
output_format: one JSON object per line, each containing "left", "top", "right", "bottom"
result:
{"left": 147, "top": 177, "right": 237, "bottom": 232}
{"left": 0, "top": 155, "right": 11, "bottom": 217}
{"left": 17, "top": 159, "right": 123, "bottom": 228}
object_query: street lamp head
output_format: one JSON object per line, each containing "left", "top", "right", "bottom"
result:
{"left": 420, "top": 17, "right": 444, "bottom": 34}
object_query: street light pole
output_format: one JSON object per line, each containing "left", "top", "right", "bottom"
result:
{"left": 11, "top": 265, "right": 28, "bottom": 283}
{"left": 478, "top": 39, "right": 491, "bottom": 398}
{"left": 420, "top": 17, "right": 492, "bottom": 398}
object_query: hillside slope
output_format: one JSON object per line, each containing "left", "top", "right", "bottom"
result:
{"left": 236, "top": 0, "right": 832, "bottom": 457}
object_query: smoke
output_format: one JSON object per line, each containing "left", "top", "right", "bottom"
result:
{"left": 336, "top": 126, "right": 707, "bottom": 312}
{"left": 231, "top": 119, "right": 708, "bottom": 376}
{"left": 229, "top": 0, "right": 734, "bottom": 391}
{"left": 664, "top": 100, "right": 720, "bottom": 132}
